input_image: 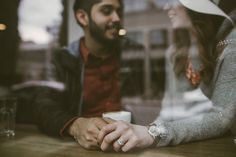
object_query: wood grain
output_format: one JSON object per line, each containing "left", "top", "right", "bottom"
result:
{"left": 0, "top": 124, "right": 235, "bottom": 157}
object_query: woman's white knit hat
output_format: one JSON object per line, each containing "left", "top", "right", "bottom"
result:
{"left": 179, "top": 0, "right": 234, "bottom": 24}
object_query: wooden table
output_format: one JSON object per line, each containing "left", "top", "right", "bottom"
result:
{"left": 0, "top": 125, "right": 235, "bottom": 157}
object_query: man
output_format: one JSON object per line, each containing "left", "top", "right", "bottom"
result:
{"left": 33, "top": 0, "right": 124, "bottom": 150}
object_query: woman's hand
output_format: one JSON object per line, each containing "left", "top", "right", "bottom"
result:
{"left": 98, "top": 121, "right": 154, "bottom": 152}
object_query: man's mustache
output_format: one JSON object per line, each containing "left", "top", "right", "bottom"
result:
{"left": 106, "top": 22, "right": 123, "bottom": 30}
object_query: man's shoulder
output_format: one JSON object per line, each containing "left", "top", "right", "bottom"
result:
{"left": 53, "top": 40, "right": 81, "bottom": 60}
{"left": 52, "top": 48, "right": 74, "bottom": 62}
{"left": 65, "top": 39, "right": 80, "bottom": 57}
{"left": 54, "top": 39, "right": 80, "bottom": 56}
{"left": 52, "top": 48, "right": 81, "bottom": 71}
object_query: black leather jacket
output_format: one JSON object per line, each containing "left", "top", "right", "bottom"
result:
{"left": 33, "top": 40, "right": 85, "bottom": 136}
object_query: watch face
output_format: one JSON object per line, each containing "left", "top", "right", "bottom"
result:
{"left": 150, "top": 125, "right": 159, "bottom": 137}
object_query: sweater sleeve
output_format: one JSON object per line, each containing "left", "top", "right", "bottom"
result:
{"left": 153, "top": 45, "right": 236, "bottom": 147}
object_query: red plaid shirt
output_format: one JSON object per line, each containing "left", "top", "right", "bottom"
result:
{"left": 80, "top": 38, "right": 121, "bottom": 117}
{"left": 60, "top": 39, "right": 121, "bottom": 136}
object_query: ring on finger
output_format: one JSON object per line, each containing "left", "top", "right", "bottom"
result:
{"left": 117, "top": 139, "right": 125, "bottom": 146}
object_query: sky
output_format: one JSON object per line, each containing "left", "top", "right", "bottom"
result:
{"left": 18, "top": 0, "right": 63, "bottom": 44}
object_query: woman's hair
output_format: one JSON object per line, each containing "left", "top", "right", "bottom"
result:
{"left": 171, "top": 28, "right": 191, "bottom": 78}
{"left": 186, "top": 9, "right": 220, "bottom": 84}
{"left": 182, "top": 1, "right": 236, "bottom": 84}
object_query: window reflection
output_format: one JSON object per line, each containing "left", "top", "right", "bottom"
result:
{"left": 123, "top": 31, "right": 144, "bottom": 51}
{"left": 149, "top": 29, "right": 168, "bottom": 49}
{"left": 0, "top": 0, "right": 215, "bottom": 125}
{"left": 14, "top": 0, "right": 63, "bottom": 88}
{"left": 18, "top": 0, "right": 62, "bottom": 44}
{"left": 121, "top": 0, "right": 169, "bottom": 100}
{"left": 124, "top": 0, "right": 149, "bottom": 12}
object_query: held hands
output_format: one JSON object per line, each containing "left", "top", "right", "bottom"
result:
{"left": 68, "top": 117, "right": 114, "bottom": 150}
{"left": 98, "top": 121, "right": 154, "bottom": 152}
{"left": 68, "top": 118, "right": 154, "bottom": 152}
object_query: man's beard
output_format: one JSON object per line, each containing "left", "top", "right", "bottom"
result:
{"left": 88, "top": 17, "right": 122, "bottom": 47}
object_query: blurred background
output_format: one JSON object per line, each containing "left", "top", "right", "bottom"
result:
{"left": 0, "top": 0, "right": 172, "bottom": 124}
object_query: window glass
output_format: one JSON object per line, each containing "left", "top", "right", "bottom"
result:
{"left": 149, "top": 29, "right": 168, "bottom": 49}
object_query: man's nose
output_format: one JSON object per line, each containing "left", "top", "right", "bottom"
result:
{"left": 111, "top": 12, "right": 121, "bottom": 22}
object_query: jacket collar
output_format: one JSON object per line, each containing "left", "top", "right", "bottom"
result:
{"left": 56, "top": 39, "right": 83, "bottom": 74}
{"left": 66, "top": 39, "right": 80, "bottom": 57}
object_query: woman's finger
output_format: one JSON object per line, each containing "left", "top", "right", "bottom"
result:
{"left": 97, "top": 123, "right": 117, "bottom": 144}
{"left": 121, "top": 135, "right": 139, "bottom": 152}
{"left": 113, "top": 131, "right": 131, "bottom": 152}
{"left": 100, "top": 129, "right": 122, "bottom": 151}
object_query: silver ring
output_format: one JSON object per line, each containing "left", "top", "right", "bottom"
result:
{"left": 117, "top": 139, "right": 125, "bottom": 146}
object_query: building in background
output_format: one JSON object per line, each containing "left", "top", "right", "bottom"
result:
{"left": 15, "top": 0, "right": 62, "bottom": 88}
{"left": 121, "top": 0, "right": 171, "bottom": 99}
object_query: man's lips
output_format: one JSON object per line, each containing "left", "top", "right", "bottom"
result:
{"left": 108, "top": 28, "right": 119, "bottom": 36}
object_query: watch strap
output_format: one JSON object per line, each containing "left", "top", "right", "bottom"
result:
{"left": 147, "top": 122, "right": 168, "bottom": 146}
{"left": 147, "top": 124, "right": 160, "bottom": 145}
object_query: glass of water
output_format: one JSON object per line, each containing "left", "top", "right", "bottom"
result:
{"left": 0, "top": 97, "right": 17, "bottom": 137}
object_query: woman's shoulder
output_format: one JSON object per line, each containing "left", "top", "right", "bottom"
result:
{"left": 217, "top": 28, "right": 236, "bottom": 60}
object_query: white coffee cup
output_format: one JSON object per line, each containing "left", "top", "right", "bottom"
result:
{"left": 102, "top": 111, "right": 131, "bottom": 123}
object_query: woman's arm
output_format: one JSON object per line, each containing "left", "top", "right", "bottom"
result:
{"left": 98, "top": 47, "right": 236, "bottom": 152}
{"left": 154, "top": 47, "right": 236, "bottom": 147}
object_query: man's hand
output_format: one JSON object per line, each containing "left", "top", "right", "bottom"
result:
{"left": 68, "top": 117, "right": 110, "bottom": 150}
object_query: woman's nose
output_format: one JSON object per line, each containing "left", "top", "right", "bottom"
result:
{"left": 163, "top": 2, "right": 171, "bottom": 10}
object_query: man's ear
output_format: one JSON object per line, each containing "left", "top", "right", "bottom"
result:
{"left": 75, "top": 9, "right": 89, "bottom": 27}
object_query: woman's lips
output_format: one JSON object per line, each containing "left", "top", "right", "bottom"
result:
{"left": 168, "top": 13, "right": 176, "bottom": 19}
{"left": 168, "top": 10, "right": 176, "bottom": 19}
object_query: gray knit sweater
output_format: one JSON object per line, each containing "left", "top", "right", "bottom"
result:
{"left": 154, "top": 28, "right": 236, "bottom": 147}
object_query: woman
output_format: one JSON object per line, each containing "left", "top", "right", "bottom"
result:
{"left": 98, "top": 0, "right": 236, "bottom": 152}
{"left": 160, "top": 27, "right": 212, "bottom": 121}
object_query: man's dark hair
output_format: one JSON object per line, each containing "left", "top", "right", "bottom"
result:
{"left": 73, "top": 0, "right": 123, "bottom": 15}
{"left": 73, "top": 0, "right": 124, "bottom": 27}
{"left": 73, "top": 0, "right": 101, "bottom": 15}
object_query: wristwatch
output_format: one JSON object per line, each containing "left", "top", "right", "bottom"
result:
{"left": 147, "top": 123, "right": 167, "bottom": 145}
{"left": 147, "top": 124, "right": 160, "bottom": 144}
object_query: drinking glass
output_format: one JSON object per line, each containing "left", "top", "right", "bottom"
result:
{"left": 0, "top": 97, "right": 17, "bottom": 137}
